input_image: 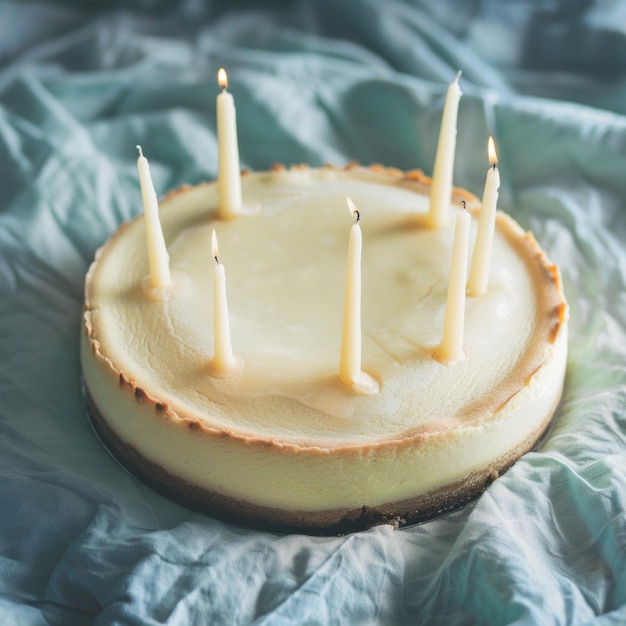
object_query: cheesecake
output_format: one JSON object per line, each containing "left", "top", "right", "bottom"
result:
{"left": 81, "top": 164, "right": 568, "bottom": 532}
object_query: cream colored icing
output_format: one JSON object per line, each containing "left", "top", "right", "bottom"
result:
{"left": 82, "top": 166, "right": 568, "bottom": 513}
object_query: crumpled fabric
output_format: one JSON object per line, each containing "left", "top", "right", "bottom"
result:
{"left": 1, "top": 1, "right": 625, "bottom": 624}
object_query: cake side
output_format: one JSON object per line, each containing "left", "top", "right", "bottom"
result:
{"left": 80, "top": 317, "right": 567, "bottom": 517}
{"left": 84, "top": 375, "right": 564, "bottom": 532}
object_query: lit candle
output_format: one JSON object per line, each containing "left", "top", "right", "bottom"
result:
{"left": 136, "top": 145, "right": 171, "bottom": 289}
{"left": 216, "top": 68, "right": 242, "bottom": 220}
{"left": 339, "top": 198, "right": 379, "bottom": 395}
{"left": 435, "top": 206, "right": 470, "bottom": 363}
{"left": 209, "top": 229, "right": 244, "bottom": 378}
{"left": 427, "top": 71, "right": 462, "bottom": 229}
{"left": 468, "top": 136, "right": 500, "bottom": 296}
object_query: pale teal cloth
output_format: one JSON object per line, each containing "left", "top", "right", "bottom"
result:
{"left": 1, "top": 1, "right": 625, "bottom": 624}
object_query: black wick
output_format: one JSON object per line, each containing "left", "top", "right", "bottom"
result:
{"left": 354, "top": 209, "right": 360, "bottom": 223}
{"left": 461, "top": 200, "right": 466, "bottom": 210}
{"left": 214, "top": 255, "right": 219, "bottom": 264}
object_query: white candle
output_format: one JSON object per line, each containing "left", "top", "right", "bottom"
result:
{"left": 427, "top": 71, "right": 462, "bottom": 229}
{"left": 136, "top": 146, "right": 171, "bottom": 289}
{"left": 209, "top": 229, "right": 244, "bottom": 378}
{"left": 339, "top": 198, "right": 379, "bottom": 395}
{"left": 339, "top": 197, "right": 362, "bottom": 386}
{"left": 468, "top": 136, "right": 500, "bottom": 296}
{"left": 216, "top": 68, "right": 242, "bottom": 220}
{"left": 436, "top": 206, "right": 470, "bottom": 363}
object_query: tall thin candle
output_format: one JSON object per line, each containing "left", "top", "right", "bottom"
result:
{"left": 216, "top": 68, "right": 242, "bottom": 220}
{"left": 468, "top": 136, "right": 500, "bottom": 296}
{"left": 136, "top": 146, "right": 171, "bottom": 290}
{"left": 339, "top": 197, "right": 379, "bottom": 395}
{"left": 209, "top": 229, "right": 244, "bottom": 378}
{"left": 427, "top": 72, "right": 462, "bottom": 229}
{"left": 435, "top": 206, "right": 470, "bottom": 363}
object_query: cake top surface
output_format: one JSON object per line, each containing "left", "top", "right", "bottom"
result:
{"left": 84, "top": 165, "right": 566, "bottom": 446}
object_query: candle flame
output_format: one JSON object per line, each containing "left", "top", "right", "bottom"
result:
{"left": 211, "top": 229, "right": 220, "bottom": 262}
{"left": 217, "top": 68, "right": 228, "bottom": 90}
{"left": 346, "top": 197, "right": 360, "bottom": 222}
{"left": 488, "top": 136, "right": 498, "bottom": 167}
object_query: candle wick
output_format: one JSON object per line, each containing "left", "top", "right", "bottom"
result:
{"left": 354, "top": 209, "right": 360, "bottom": 223}
{"left": 461, "top": 200, "right": 466, "bottom": 211}
{"left": 214, "top": 255, "right": 219, "bottom": 264}
{"left": 136, "top": 145, "right": 143, "bottom": 157}
{"left": 492, "top": 162, "right": 497, "bottom": 171}
{"left": 454, "top": 70, "right": 462, "bottom": 83}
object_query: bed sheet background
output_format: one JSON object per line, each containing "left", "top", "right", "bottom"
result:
{"left": 1, "top": 1, "right": 625, "bottom": 624}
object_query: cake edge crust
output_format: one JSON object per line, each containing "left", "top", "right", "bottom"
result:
{"left": 84, "top": 384, "right": 563, "bottom": 535}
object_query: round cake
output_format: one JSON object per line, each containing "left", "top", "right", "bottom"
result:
{"left": 81, "top": 163, "right": 568, "bottom": 533}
